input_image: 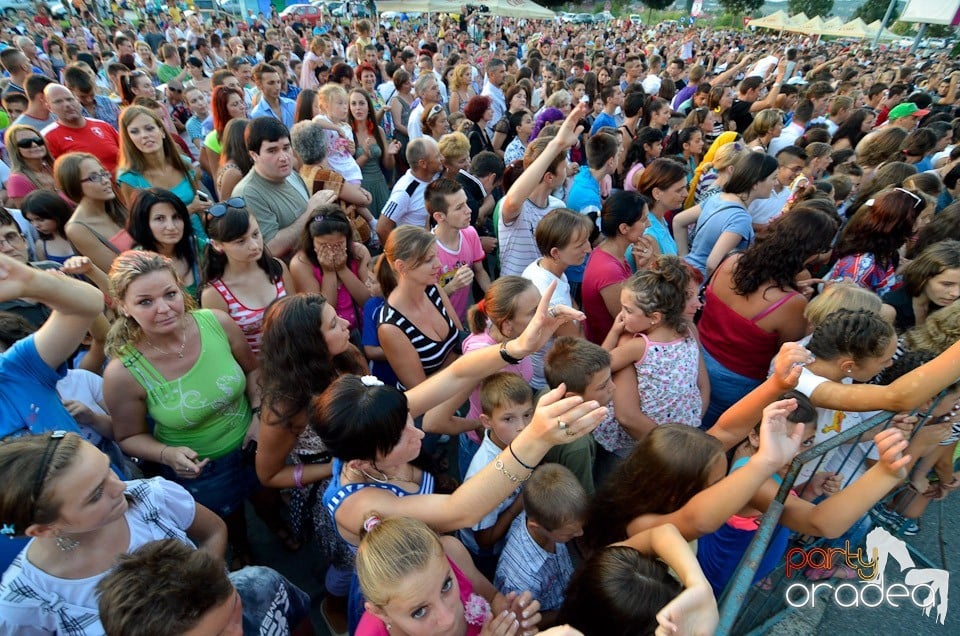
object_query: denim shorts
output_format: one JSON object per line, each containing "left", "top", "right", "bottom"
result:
{"left": 163, "top": 446, "right": 260, "bottom": 517}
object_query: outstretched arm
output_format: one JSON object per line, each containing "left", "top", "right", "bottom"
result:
{"left": 0, "top": 254, "right": 104, "bottom": 368}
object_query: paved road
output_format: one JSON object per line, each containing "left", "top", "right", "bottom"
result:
{"left": 770, "top": 494, "right": 959, "bottom": 636}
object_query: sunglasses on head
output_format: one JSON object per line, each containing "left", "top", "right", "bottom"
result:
{"left": 16, "top": 137, "right": 44, "bottom": 149}
{"left": 208, "top": 197, "right": 246, "bottom": 219}
{"left": 894, "top": 187, "right": 924, "bottom": 210}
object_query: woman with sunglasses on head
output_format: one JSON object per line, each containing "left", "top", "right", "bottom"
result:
{"left": 420, "top": 103, "right": 451, "bottom": 143}
{"left": 824, "top": 188, "right": 927, "bottom": 296}
{"left": 102, "top": 250, "right": 264, "bottom": 569}
{"left": 119, "top": 70, "right": 156, "bottom": 107}
{"left": 116, "top": 106, "right": 208, "bottom": 215}
{"left": 126, "top": 188, "right": 207, "bottom": 301}
{"left": 201, "top": 201, "right": 291, "bottom": 356}
{"left": 0, "top": 432, "right": 228, "bottom": 635}
{"left": 55, "top": 152, "right": 135, "bottom": 274}
{"left": 4, "top": 124, "right": 57, "bottom": 208}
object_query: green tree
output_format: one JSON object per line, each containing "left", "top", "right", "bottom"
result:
{"left": 716, "top": 0, "right": 764, "bottom": 17}
{"left": 852, "top": 0, "right": 902, "bottom": 24}
{"left": 787, "top": 0, "right": 833, "bottom": 17}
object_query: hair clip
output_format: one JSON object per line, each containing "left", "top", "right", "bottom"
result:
{"left": 1, "top": 524, "right": 15, "bottom": 538}
{"left": 360, "top": 375, "right": 384, "bottom": 387}
{"left": 313, "top": 215, "right": 326, "bottom": 223}
{"left": 866, "top": 198, "right": 875, "bottom": 207}
{"left": 362, "top": 514, "right": 381, "bottom": 532}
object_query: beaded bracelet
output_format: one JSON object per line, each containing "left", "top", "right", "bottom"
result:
{"left": 495, "top": 458, "right": 531, "bottom": 483}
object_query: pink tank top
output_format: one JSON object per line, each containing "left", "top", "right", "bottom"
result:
{"left": 209, "top": 277, "right": 287, "bottom": 354}
{"left": 312, "top": 259, "right": 362, "bottom": 329}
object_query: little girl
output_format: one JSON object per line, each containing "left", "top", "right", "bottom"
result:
{"left": 316, "top": 84, "right": 363, "bottom": 184}
{"left": 600, "top": 255, "right": 708, "bottom": 456}
{"left": 459, "top": 276, "right": 540, "bottom": 477}
{"left": 20, "top": 190, "right": 77, "bottom": 265}
{"left": 201, "top": 203, "right": 292, "bottom": 355}
{"left": 290, "top": 206, "right": 372, "bottom": 332}
{"left": 355, "top": 515, "right": 543, "bottom": 636}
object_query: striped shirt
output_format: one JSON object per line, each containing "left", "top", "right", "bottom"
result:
{"left": 377, "top": 285, "right": 458, "bottom": 390}
{"left": 208, "top": 277, "right": 287, "bottom": 355}
{"left": 498, "top": 195, "right": 564, "bottom": 277}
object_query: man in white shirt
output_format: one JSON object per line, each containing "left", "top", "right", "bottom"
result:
{"left": 378, "top": 137, "right": 443, "bottom": 245}
{"left": 406, "top": 74, "right": 443, "bottom": 140}
{"left": 418, "top": 54, "right": 448, "bottom": 105}
{"left": 641, "top": 54, "right": 663, "bottom": 97}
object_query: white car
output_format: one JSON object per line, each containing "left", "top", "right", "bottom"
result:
{"left": 897, "top": 37, "right": 915, "bottom": 48}
{"left": 926, "top": 37, "right": 947, "bottom": 48}
{"left": 559, "top": 12, "right": 576, "bottom": 23}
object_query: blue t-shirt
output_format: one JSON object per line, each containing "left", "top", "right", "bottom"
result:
{"left": 361, "top": 297, "right": 399, "bottom": 388}
{"left": 564, "top": 170, "right": 602, "bottom": 284}
{"left": 0, "top": 334, "right": 81, "bottom": 440}
{"left": 590, "top": 111, "right": 617, "bottom": 135}
{"left": 644, "top": 212, "right": 678, "bottom": 256}
{"left": 684, "top": 197, "right": 754, "bottom": 276}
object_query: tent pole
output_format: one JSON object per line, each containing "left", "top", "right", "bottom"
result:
{"left": 872, "top": 0, "right": 898, "bottom": 48}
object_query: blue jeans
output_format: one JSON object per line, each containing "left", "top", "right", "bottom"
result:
{"left": 701, "top": 348, "right": 763, "bottom": 430}
{"left": 163, "top": 446, "right": 260, "bottom": 517}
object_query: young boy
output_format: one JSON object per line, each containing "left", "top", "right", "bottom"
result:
{"left": 495, "top": 463, "right": 587, "bottom": 620}
{"left": 427, "top": 178, "right": 491, "bottom": 322}
{"left": 563, "top": 131, "right": 621, "bottom": 297}
{"left": 459, "top": 373, "right": 534, "bottom": 572}
{"left": 545, "top": 336, "right": 633, "bottom": 488}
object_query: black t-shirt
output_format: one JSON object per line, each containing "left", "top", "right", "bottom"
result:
{"left": 729, "top": 99, "right": 754, "bottom": 134}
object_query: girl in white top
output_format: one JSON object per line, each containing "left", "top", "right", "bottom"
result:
{"left": 315, "top": 84, "right": 363, "bottom": 184}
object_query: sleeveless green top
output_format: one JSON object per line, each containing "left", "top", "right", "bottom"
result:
{"left": 119, "top": 309, "right": 250, "bottom": 459}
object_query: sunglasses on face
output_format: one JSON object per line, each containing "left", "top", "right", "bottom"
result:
{"left": 16, "top": 137, "right": 44, "bottom": 149}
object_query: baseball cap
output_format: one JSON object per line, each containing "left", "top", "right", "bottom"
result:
{"left": 888, "top": 102, "right": 930, "bottom": 121}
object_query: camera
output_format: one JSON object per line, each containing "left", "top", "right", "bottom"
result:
{"left": 466, "top": 4, "right": 490, "bottom": 13}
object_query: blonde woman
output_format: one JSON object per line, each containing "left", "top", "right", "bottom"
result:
{"left": 448, "top": 63, "right": 477, "bottom": 114}
{"left": 4, "top": 124, "right": 57, "bottom": 207}
{"left": 135, "top": 41, "right": 159, "bottom": 80}
{"left": 102, "top": 250, "right": 262, "bottom": 567}
{"left": 743, "top": 109, "right": 784, "bottom": 153}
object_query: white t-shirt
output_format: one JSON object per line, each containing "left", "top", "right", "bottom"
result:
{"left": 795, "top": 367, "right": 876, "bottom": 486}
{"left": 522, "top": 259, "right": 572, "bottom": 389}
{"left": 747, "top": 186, "right": 790, "bottom": 225}
{"left": 381, "top": 170, "right": 432, "bottom": 228}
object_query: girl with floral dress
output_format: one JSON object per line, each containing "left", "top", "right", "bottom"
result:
{"left": 599, "top": 256, "right": 709, "bottom": 456}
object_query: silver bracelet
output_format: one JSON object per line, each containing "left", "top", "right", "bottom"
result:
{"left": 495, "top": 457, "right": 531, "bottom": 483}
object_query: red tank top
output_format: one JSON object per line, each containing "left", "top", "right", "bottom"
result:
{"left": 698, "top": 276, "right": 799, "bottom": 381}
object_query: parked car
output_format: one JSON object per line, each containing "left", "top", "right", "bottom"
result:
{"left": 597, "top": 10, "right": 614, "bottom": 21}
{"left": 0, "top": 0, "right": 67, "bottom": 17}
{"left": 896, "top": 37, "right": 915, "bottom": 48}
{"left": 559, "top": 11, "right": 577, "bottom": 23}
{"left": 629, "top": 13, "right": 643, "bottom": 23}
{"left": 574, "top": 12, "right": 593, "bottom": 23}
{"left": 279, "top": 3, "right": 325, "bottom": 25}
{"left": 925, "top": 37, "right": 947, "bottom": 48}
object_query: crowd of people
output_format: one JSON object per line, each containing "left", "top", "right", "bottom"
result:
{"left": 0, "top": 2, "right": 960, "bottom": 635}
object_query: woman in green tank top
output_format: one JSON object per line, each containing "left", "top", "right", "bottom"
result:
{"left": 103, "top": 250, "right": 263, "bottom": 566}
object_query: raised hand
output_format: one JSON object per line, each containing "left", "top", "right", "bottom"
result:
{"left": 873, "top": 427, "right": 911, "bottom": 479}
{"left": 755, "top": 398, "right": 805, "bottom": 470}
{"left": 514, "top": 280, "right": 585, "bottom": 355}
{"left": 528, "top": 384, "right": 607, "bottom": 447}
{"left": 770, "top": 343, "right": 815, "bottom": 390}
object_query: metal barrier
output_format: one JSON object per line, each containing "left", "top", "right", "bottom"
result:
{"left": 715, "top": 396, "right": 948, "bottom": 636}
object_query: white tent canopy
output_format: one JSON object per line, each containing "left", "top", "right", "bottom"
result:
{"left": 377, "top": 0, "right": 461, "bottom": 13}
{"left": 482, "top": 0, "right": 555, "bottom": 19}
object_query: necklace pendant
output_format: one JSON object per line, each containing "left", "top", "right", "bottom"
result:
{"left": 178, "top": 351, "right": 184, "bottom": 359}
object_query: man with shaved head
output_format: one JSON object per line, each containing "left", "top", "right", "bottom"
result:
{"left": 41, "top": 84, "right": 121, "bottom": 174}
